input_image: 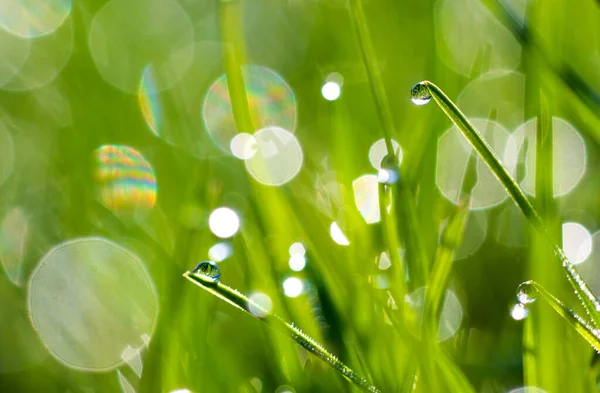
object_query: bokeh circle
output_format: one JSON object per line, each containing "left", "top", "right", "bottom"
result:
{"left": 28, "top": 237, "right": 158, "bottom": 371}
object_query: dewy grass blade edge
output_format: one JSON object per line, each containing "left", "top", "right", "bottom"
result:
{"left": 417, "top": 80, "right": 600, "bottom": 329}
{"left": 520, "top": 281, "right": 600, "bottom": 353}
{"left": 183, "top": 271, "right": 382, "bottom": 393}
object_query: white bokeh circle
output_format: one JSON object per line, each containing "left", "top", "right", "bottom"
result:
{"left": 28, "top": 237, "right": 158, "bottom": 371}
{"left": 437, "top": 119, "right": 515, "bottom": 209}
{"left": 368, "top": 138, "right": 402, "bottom": 171}
{"left": 89, "top": 0, "right": 194, "bottom": 93}
{"left": 244, "top": 127, "right": 303, "bottom": 186}
{"left": 505, "top": 117, "right": 586, "bottom": 197}
{"left": 405, "top": 287, "right": 463, "bottom": 342}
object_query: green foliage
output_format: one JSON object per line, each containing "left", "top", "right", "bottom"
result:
{"left": 3, "top": 0, "right": 600, "bottom": 392}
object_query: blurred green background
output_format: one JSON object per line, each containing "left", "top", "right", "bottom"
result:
{"left": 2, "top": 0, "right": 600, "bottom": 392}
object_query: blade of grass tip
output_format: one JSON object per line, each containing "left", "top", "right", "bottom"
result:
{"left": 183, "top": 269, "right": 382, "bottom": 393}
{"left": 423, "top": 110, "right": 481, "bottom": 341}
{"left": 413, "top": 81, "right": 600, "bottom": 329}
{"left": 518, "top": 280, "right": 600, "bottom": 353}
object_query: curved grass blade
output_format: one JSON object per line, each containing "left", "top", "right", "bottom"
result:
{"left": 416, "top": 80, "right": 600, "bottom": 329}
{"left": 519, "top": 281, "right": 600, "bottom": 353}
{"left": 183, "top": 270, "right": 381, "bottom": 393}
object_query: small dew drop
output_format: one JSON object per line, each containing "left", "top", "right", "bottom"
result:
{"left": 517, "top": 281, "right": 538, "bottom": 304}
{"left": 510, "top": 302, "right": 529, "bottom": 321}
{"left": 410, "top": 82, "right": 432, "bottom": 106}
{"left": 379, "top": 154, "right": 400, "bottom": 184}
{"left": 192, "top": 261, "right": 221, "bottom": 283}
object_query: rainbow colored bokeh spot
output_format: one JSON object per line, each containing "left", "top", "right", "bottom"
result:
{"left": 138, "top": 65, "right": 161, "bottom": 137}
{"left": 202, "top": 65, "right": 297, "bottom": 153}
{"left": 94, "top": 145, "right": 157, "bottom": 212}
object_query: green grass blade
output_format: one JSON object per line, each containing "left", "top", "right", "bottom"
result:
{"left": 422, "top": 143, "right": 476, "bottom": 341}
{"left": 183, "top": 270, "right": 382, "bottom": 393}
{"left": 520, "top": 281, "right": 600, "bottom": 353}
{"left": 415, "top": 80, "right": 600, "bottom": 329}
{"left": 423, "top": 201, "right": 469, "bottom": 341}
{"left": 350, "top": 0, "right": 429, "bottom": 288}
{"left": 220, "top": 0, "right": 254, "bottom": 133}
{"left": 394, "top": 181, "right": 430, "bottom": 289}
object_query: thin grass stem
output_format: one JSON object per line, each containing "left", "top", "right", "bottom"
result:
{"left": 220, "top": 0, "right": 254, "bottom": 133}
{"left": 521, "top": 281, "right": 600, "bottom": 353}
{"left": 351, "top": 0, "right": 429, "bottom": 288}
{"left": 183, "top": 270, "right": 381, "bottom": 393}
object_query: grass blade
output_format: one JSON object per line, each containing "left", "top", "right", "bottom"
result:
{"left": 519, "top": 281, "right": 600, "bottom": 353}
{"left": 415, "top": 80, "right": 600, "bottom": 329}
{"left": 183, "top": 270, "right": 381, "bottom": 393}
{"left": 350, "top": 0, "right": 429, "bottom": 288}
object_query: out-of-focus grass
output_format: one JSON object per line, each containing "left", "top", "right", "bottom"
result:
{"left": 3, "top": 0, "right": 600, "bottom": 392}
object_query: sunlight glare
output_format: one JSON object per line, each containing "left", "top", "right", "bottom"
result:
{"left": 248, "top": 292, "right": 273, "bottom": 317}
{"left": 562, "top": 222, "right": 592, "bottom": 265}
{"left": 208, "top": 242, "right": 232, "bottom": 262}
{"left": 330, "top": 222, "right": 350, "bottom": 246}
{"left": 209, "top": 208, "right": 240, "bottom": 239}
{"left": 289, "top": 254, "right": 306, "bottom": 271}
{"left": 283, "top": 277, "right": 304, "bottom": 298}
{"left": 352, "top": 175, "right": 380, "bottom": 224}
{"left": 510, "top": 303, "right": 528, "bottom": 321}
{"left": 321, "top": 81, "right": 341, "bottom": 101}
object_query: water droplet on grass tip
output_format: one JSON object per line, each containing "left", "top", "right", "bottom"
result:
{"left": 411, "top": 82, "right": 432, "bottom": 106}
{"left": 510, "top": 302, "right": 529, "bottom": 320}
{"left": 192, "top": 261, "right": 221, "bottom": 283}
{"left": 517, "top": 281, "right": 538, "bottom": 304}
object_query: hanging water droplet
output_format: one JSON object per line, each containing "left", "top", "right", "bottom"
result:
{"left": 510, "top": 302, "right": 529, "bottom": 320}
{"left": 411, "top": 82, "right": 432, "bottom": 106}
{"left": 517, "top": 281, "right": 538, "bottom": 304}
{"left": 192, "top": 261, "right": 221, "bottom": 284}
{"left": 378, "top": 154, "right": 400, "bottom": 184}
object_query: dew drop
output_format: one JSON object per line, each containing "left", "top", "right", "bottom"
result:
{"left": 510, "top": 302, "right": 529, "bottom": 321}
{"left": 411, "top": 82, "right": 432, "bottom": 106}
{"left": 517, "top": 281, "right": 538, "bottom": 304}
{"left": 378, "top": 154, "right": 400, "bottom": 184}
{"left": 192, "top": 261, "right": 221, "bottom": 284}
